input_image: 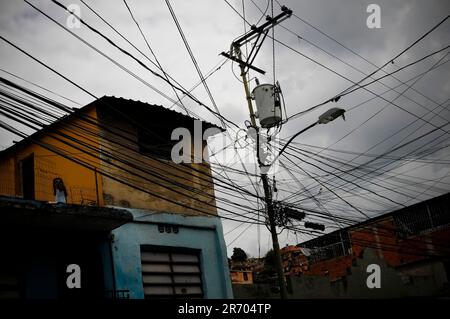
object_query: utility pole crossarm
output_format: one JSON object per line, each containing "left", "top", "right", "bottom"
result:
{"left": 232, "top": 6, "right": 293, "bottom": 47}
{"left": 220, "top": 52, "right": 266, "bottom": 75}
{"left": 221, "top": 6, "right": 292, "bottom": 77}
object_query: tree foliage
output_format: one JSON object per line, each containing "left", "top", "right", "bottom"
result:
{"left": 263, "top": 249, "right": 276, "bottom": 274}
{"left": 231, "top": 247, "right": 248, "bottom": 262}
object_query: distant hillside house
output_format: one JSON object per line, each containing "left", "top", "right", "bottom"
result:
{"left": 230, "top": 270, "right": 254, "bottom": 285}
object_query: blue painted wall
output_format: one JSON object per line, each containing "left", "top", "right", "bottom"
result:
{"left": 107, "top": 210, "right": 233, "bottom": 299}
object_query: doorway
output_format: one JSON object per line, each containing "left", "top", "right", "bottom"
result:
{"left": 21, "top": 154, "right": 35, "bottom": 200}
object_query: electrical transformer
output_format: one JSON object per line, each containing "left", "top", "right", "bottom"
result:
{"left": 252, "top": 83, "right": 282, "bottom": 128}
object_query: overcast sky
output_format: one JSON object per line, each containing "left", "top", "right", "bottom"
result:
{"left": 1, "top": 0, "right": 449, "bottom": 258}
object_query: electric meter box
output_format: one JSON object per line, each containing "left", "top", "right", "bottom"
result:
{"left": 252, "top": 83, "right": 282, "bottom": 128}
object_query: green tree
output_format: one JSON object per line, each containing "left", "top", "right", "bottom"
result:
{"left": 263, "top": 249, "right": 276, "bottom": 274}
{"left": 231, "top": 247, "right": 248, "bottom": 262}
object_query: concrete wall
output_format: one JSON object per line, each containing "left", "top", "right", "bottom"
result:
{"left": 108, "top": 209, "right": 233, "bottom": 299}
{"left": 233, "top": 249, "right": 449, "bottom": 299}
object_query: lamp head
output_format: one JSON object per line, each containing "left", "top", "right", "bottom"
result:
{"left": 318, "top": 107, "right": 346, "bottom": 124}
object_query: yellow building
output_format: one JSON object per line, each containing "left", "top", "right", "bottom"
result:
{"left": 0, "top": 96, "right": 221, "bottom": 216}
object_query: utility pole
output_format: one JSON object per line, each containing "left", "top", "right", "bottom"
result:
{"left": 221, "top": 7, "right": 292, "bottom": 299}
{"left": 236, "top": 45, "right": 288, "bottom": 299}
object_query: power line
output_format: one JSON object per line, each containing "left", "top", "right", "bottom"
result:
{"left": 0, "top": 67, "right": 81, "bottom": 107}
{"left": 79, "top": 0, "right": 205, "bottom": 118}
{"left": 44, "top": 0, "right": 238, "bottom": 128}
{"left": 273, "top": 0, "right": 441, "bottom": 108}
{"left": 283, "top": 43, "right": 450, "bottom": 127}
{"left": 249, "top": 0, "right": 450, "bottom": 122}
{"left": 0, "top": 76, "right": 264, "bottom": 216}
{"left": 122, "top": 0, "right": 190, "bottom": 116}
{"left": 0, "top": 36, "right": 259, "bottom": 201}
{"left": 0, "top": 102, "right": 265, "bottom": 225}
{"left": 165, "top": 0, "right": 226, "bottom": 129}
{"left": 223, "top": 0, "right": 449, "bottom": 134}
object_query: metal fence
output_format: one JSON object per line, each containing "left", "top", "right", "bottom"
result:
{"left": 394, "top": 196, "right": 450, "bottom": 238}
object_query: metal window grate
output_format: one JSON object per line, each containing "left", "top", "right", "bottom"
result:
{"left": 394, "top": 197, "right": 450, "bottom": 238}
{"left": 140, "top": 248, "right": 204, "bottom": 299}
{"left": 302, "top": 230, "right": 351, "bottom": 264}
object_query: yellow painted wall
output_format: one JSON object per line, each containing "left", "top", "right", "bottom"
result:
{"left": 230, "top": 271, "right": 254, "bottom": 284}
{"left": 98, "top": 114, "right": 218, "bottom": 216}
{"left": 0, "top": 107, "right": 103, "bottom": 205}
{"left": 0, "top": 156, "right": 15, "bottom": 196}
{"left": 0, "top": 105, "right": 218, "bottom": 216}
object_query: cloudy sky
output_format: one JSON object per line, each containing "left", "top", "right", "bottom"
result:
{"left": 1, "top": 0, "right": 449, "bottom": 257}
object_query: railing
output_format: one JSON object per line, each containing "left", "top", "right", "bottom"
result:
{"left": 302, "top": 230, "right": 351, "bottom": 264}
{"left": 394, "top": 197, "right": 450, "bottom": 238}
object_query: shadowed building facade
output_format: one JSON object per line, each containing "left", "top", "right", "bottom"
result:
{"left": 0, "top": 96, "right": 232, "bottom": 299}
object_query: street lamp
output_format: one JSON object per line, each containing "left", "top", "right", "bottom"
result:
{"left": 318, "top": 107, "right": 346, "bottom": 124}
{"left": 276, "top": 107, "right": 346, "bottom": 161}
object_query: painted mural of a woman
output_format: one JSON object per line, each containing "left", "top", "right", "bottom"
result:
{"left": 53, "top": 177, "right": 68, "bottom": 204}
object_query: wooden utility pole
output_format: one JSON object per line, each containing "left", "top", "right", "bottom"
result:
{"left": 222, "top": 6, "right": 346, "bottom": 299}
{"left": 235, "top": 46, "right": 287, "bottom": 299}
{"left": 230, "top": 11, "right": 291, "bottom": 295}
{"left": 221, "top": 6, "right": 292, "bottom": 298}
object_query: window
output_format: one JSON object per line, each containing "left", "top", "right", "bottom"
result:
{"left": 243, "top": 272, "right": 248, "bottom": 281}
{"left": 303, "top": 230, "right": 351, "bottom": 264}
{"left": 394, "top": 198, "right": 450, "bottom": 238}
{"left": 137, "top": 127, "right": 179, "bottom": 160}
{"left": 140, "top": 247, "right": 203, "bottom": 299}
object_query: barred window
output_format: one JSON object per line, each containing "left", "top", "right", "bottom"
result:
{"left": 140, "top": 246, "right": 203, "bottom": 299}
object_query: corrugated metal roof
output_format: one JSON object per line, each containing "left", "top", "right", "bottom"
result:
{"left": 99, "top": 96, "right": 223, "bottom": 129}
{"left": 0, "top": 95, "right": 224, "bottom": 156}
